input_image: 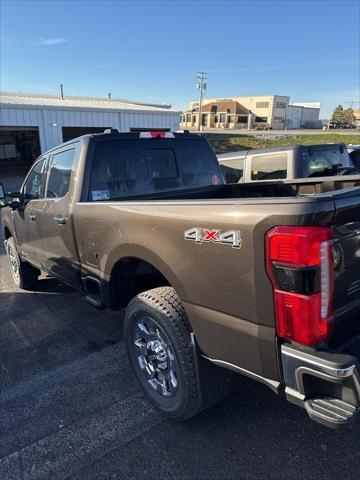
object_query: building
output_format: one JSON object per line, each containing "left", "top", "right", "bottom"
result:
{"left": 353, "top": 109, "right": 360, "bottom": 127}
{"left": 180, "top": 95, "right": 321, "bottom": 130}
{"left": 0, "top": 92, "right": 180, "bottom": 166}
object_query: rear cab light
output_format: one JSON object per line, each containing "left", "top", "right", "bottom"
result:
{"left": 266, "top": 226, "right": 334, "bottom": 346}
{"left": 139, "top": 131, "right": 175, "bottom": 138}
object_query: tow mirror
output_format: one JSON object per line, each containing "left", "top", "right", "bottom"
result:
{"left": 0, "top": 183, "right": 6, "bottom": 207}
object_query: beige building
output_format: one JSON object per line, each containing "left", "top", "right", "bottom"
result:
{"left": 181, "top": 95, "right": 321, "bottom": 130}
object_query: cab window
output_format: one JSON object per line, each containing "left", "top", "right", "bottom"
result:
{"left": 251, "top": 153, "right": 287, "bottom": 180}
{"left": 22, "top": 159, "right": 47, "bottom": 200}
{"left": 47, "top": 148, "right": 76, "bottom": 198}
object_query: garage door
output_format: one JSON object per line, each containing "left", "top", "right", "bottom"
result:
{"left": 0, "top": 126, "right": 41, "bottom": 165}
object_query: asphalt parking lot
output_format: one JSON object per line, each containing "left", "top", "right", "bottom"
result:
{"left": 1, "top": 171, "right": 360, "bottom": 480}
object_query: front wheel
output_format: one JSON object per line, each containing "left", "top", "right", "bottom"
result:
{"left": 6, "top": 237, "right": 40, "bottom": 289}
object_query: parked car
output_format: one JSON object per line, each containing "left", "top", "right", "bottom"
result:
{"left": 218, "top": 143, "right": 359, "bottom": 184}
{"left": 1, "top": 130, "right": 360, "bottom": 428}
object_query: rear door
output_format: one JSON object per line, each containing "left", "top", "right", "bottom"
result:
{"left": 37, "top": 144, "right": 81, "bottom": 288}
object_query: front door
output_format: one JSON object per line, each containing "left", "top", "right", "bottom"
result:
{"left": 37, "top": 145, "right": 81, "bottom": 288}
{"left": 13, "top": 157, "right": 47, "bottom": 268}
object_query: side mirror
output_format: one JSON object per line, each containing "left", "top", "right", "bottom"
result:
{"left": 0, "top": 184, "right": 22, "bottom": 209}
{"left": 0, "top": 183, "right": 6, "bottom": 207}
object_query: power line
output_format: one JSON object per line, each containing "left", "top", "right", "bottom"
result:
{"left": 196, "top": 72, "right": 207, "bottom": 131}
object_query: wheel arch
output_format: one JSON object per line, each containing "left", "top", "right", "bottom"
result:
{"left": 103, "top": 248, "right": 189, "bottom": 313}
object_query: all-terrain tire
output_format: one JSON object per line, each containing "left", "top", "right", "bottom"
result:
{"left": 124, "top": 286, "right": 233, "bottom": 421}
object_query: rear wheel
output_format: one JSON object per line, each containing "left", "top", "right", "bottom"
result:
{"left": 6, "top": 237, "right": 40, "bottom": 289}
{"left": 124, "top": 286, "right": 233, "bottom": 420}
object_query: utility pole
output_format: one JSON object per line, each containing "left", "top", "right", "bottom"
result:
{"left": 196, "top": 72, "right": 207, "bottom": 131}
{"left": 60, "top": 83, "right": 64, "bottom": 100}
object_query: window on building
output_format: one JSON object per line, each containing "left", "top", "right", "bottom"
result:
{"left": 214, "top": 115, "right": 219, "bottom": 123}
{"left": 211, "top": 105, "right": 218, "bottom": 113}
{"left": 47, "top": 148, "right": 76, "bottom": 198}
{"left": 237, "top": 116, "right": 248, "bottom": 123}
{"left": 275, "top": 101, "right": 287, "bottom": 109}
{"left": 255, "top": 116, "right": 268, "bottom": 123}
{"left": 274, "top": 116, "right": 285, "bottom": 123}
{"left": 251, "top": 153, "right": 287, "bottom": 180}
{"left": 186, "top": 114, "right": 191, "bottom": 123}
{"left": 219, "top": 113, "right": 226, "bottom": 123}
{"left": 255, "top": 101, "right": 270, "bottom": 109}
{"left": 23, "top": 158, "right": 47, "bottom": 200}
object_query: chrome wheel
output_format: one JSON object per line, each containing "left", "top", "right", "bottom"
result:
{"left": 8, "top": 244, "right": 20, "bottom": 283}
{"left": 133, "top": 317, "right": 179, "bottom": 398}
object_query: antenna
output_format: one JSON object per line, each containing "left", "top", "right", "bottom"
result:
{"left": 60, "top": 83, "right": 64, "bottom": 100}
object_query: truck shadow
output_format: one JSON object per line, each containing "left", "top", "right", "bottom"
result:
{"left": 0, "top": 278, "right": 123, "bottom": 388}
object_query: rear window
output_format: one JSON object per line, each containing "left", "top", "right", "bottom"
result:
{"left": 251, "top": 153, "right": 287, "bottom": 180}
{"left": 89, "top": 139, "right": 221, "bottom": 200}
{"left": 302, "top": 146, "right": 351, "bottom": 177}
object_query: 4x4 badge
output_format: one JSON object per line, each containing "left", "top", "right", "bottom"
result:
{"left": 184, "top": 228, "right": 242, "bottom": 249}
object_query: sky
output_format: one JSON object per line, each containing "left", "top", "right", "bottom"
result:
{"left": 0, "top": 0, "right": 359, "bottom": 117}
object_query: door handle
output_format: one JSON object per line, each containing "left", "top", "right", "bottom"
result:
{"left": 28, "top": 214, "right": 37, "bottom": 221}
{"left": 53, "top": 216, "right": 67, "bottom": 225}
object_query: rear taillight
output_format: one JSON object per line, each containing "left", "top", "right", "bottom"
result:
{"left": 266, "top": 226, "right": 334, "bottom": 346}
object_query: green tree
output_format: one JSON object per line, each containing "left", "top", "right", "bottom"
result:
{"left": 343, "top": 108, "right": 355, "bottom": 124}
{"left": 331, "top": 105, "right": 344, "bottom": 125}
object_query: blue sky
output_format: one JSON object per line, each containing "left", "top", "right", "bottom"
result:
{"left": 1, "top": 0, "right": 359, "bottom": 117}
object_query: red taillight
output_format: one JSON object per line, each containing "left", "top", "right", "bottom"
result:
{"left": 266, "top": 226, "right": 334, "bottom": 346}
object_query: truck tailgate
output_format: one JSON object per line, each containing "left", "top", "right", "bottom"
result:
{"left": 330, "top": 188, "right": 360, "bottom": 345}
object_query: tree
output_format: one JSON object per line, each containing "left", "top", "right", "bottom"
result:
{"left": 331, "top": 105, "right": 344, "bottom": 125}
{"left": 343, "top": 108, "right": 355, "bottom": 124}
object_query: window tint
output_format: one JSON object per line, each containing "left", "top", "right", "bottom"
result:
{"left": 23, "top": 159, "right": 47, "bottom": 200}
{"left": 89, "top": 139, "right": 221, "bottom": 200}
{"left": 302, "top": 147, "right": 351, "bottom": 177}
{"left": 47, "top": 149, "right": 76, "bottom": 198}
{"left": 251, "top": 153, "right": 287, "bottom": 180}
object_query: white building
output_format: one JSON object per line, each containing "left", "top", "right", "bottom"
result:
{"left": 0, "top": 92, "right": 180, "bottom": 165}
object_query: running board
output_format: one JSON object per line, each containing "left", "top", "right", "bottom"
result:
{"left": 305, "top": 397, "right": 357, "bottom": 428}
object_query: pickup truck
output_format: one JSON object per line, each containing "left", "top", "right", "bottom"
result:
{"left": 218, "top": 142, "right": 359, "bottom": 184}
{"left": 1, "top": 130, "right": 360, "bottom": 428}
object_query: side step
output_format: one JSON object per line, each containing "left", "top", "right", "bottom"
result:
{"left": 85, "top": 294, "right": 104, "bottom": 309}
{"left": 305, "top": 397, "right": 357, "bottom": 428}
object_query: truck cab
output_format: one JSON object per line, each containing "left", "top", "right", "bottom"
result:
{"left": 219, "top": 143, "right": 358, "bottom": 184}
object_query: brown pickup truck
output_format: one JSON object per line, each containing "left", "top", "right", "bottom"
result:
{"left": 1, "top": 130, "right": 360, "bottom": 428}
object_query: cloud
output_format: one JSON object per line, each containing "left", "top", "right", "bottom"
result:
{"left": 40, "top": 37, "right": 68, "bottom": 46}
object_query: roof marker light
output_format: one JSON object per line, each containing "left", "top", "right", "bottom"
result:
{"left": 139, "top": 131, "right": 175, "bottom": 139}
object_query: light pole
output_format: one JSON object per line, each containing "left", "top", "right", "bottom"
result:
{"left": 197, "top": 72, "right": 207, "bottom": 131}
